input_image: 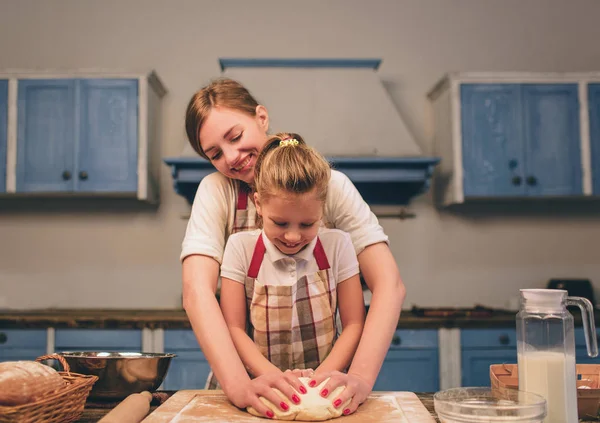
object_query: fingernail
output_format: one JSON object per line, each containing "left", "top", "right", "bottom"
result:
{"left": 266, "top": 411, "right": 274, "bottom": 418}
{"left": 280, "top": 402, "right": 289, "bottom": 411}
{"left": 299, "top": 386, "right": 307, "bottom": 394}
{"left": 292, "top": 395, "right": 300, "bottom": 404}
{"left": 320, "top": 389, "right": 328, "bottom": 397}
{"left": 333, "top": 399, "right": 342, "bottom": 407}
{"left": 309, "top": 380, "right": 316, "bottom": 387}
{"left": 343, "top": 409, "right": 351, "bottom": 415}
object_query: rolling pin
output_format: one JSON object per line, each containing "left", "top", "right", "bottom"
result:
{"left": 98, "top": 391, "right": 153, "bottom": 423}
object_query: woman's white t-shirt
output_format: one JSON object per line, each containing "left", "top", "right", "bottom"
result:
{"left": 181, "top": 170, "right": 388, "bottom": 264}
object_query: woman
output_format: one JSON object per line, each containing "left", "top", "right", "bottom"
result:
{"left": 181, "top": 78, "right": 405, "bottom": 418}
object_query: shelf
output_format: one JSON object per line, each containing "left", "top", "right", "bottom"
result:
{"left": 164, "top": 156, "right": 440, "bottom": 206}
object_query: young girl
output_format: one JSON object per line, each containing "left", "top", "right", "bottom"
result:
{"left": 182, "top": 78, "right": 405, "bottom": 418}
{"left": 219, "top": 134, "right": 366, "bottom": 418}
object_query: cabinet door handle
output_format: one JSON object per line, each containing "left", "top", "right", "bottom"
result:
{"left": 79, "top": 171, "right": 88, "bottom": 180}
{"left": 499, "top": 334, "right": 510, "bottom": 345}
{"left": 391, "top": 335, "right": 401, "bottom": 346}
{"left": 0, "top": 332, "right": 6, "bottom": 344}
{"left": 526, "top": 176, "right": 537, "bottom": 186}
{"left": 62, "top": 170, "right": 72, "bottom": 181}
{"left": 511, "top": 176, "right": 522, "bottom": 186}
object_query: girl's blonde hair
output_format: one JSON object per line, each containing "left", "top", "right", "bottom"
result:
{"left": 253, "top": 133, "right": 331, "bottom": 203}
{"left": 185, "top": 78, "right": 259, "bottom": 159}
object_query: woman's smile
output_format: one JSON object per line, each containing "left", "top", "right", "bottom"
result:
{"left": 232, "top": 154, "right": 254, "bottom": 176}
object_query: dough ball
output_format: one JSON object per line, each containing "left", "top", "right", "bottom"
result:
{"left": 247, "top": 377, "right": 350, "bottom": 421}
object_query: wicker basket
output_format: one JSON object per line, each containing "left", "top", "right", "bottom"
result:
{"left": 0, "top": 354, "right": 98, "bottom": 423}
{"left": 490, "top": 363, "right": 600, "bottom": 419}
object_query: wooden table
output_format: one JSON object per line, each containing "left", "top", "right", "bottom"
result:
{"left": 75, "top": 392, "right": 438, "bottom": 422}
{"left": 75, "top": 392, "right": 600, "bottom": 423}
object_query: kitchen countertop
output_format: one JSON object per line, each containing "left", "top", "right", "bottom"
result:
{"left": 2, "top": 307, "right": 598, "bottom": 330}
{"left": 74, "top": 392, "right": 600, "bottom": 422}
{"left": 0, "top": 308, "right": 522, "bottom": 329}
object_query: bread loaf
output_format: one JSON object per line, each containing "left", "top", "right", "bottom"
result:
{"left": 0, "top": 361, "right": 66, "bottom": 406}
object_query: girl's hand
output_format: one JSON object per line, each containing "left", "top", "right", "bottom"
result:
{"left": 308, "top": 370, "right": 372, "bottom": 416}
{"left": 226, "top": 371, "right": 307, "bottom": 418}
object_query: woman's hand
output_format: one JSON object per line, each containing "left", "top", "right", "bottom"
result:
{"left": 308, "top": 370, "right": 372, "bottom": 416}
{"left": 226, "top": 370, "right": 308, "bottom": 418}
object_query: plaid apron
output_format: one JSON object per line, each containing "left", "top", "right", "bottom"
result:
{"left": 205, "top": 183, "right": 258, "bottom": 389}
{"left": 245, "top": 234, "right": 339, "bottom": 372}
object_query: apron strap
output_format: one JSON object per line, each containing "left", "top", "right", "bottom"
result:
{"left": 248, "top": 234, "right": 266, "bottom": 278}
{"left": 249, "top": 235, "right": 329, "bottom": 276}
{"left": 313, "top": 237, "right": 330, "bottom": 270}
{"left": 236, "top": 187, "right": 249, "bottom": 210}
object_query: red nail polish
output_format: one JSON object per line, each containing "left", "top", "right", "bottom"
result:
{"left": 266, "top": 411, "right": 274, "bottom": 418}
{"left": 299, "top": 386, "right": 307, "bottom": 394}
{"left": 309, "top": 380, "right": 316, "bottom": 387}
{"left": 343, "top": 409, "right": 351, "bottom": 415}
{"left": 320, "top": 389, "right": 329, "bottom": 397}
{"left": 292, "top": 395, "right": 300, "bottom": 404}
{"left": 333, "top": 399, "right": 342, "bottom": 407}
{"left": 280, "top": 402, "right": 289, "bottom": 411}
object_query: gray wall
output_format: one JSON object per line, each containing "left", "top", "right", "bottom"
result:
{"left": 1, "top": 0, "right": 600, "bottom": 309}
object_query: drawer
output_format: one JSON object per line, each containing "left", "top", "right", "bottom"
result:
{"left": 164, "top": 329, "right": 439, "bottom": 352}
{"left": 461, "top": 329, "right": 517, "bottom": 348}
{"left": 0, "top": 329, "right": 47, "bottom": 348}
{"left": 375, "top": 349, "right": 439, "bottom": 391}
{"left": 162, "top": 350, "right": 210, "bottom": 390}
{"left": 55, "top": 329, "right": 142, "bottom": 350}
{"left": 388, "top": 329, "right": 438, "bottom": 350}
{"left": 164, "top": 329, "right": 200, "bottom": 350}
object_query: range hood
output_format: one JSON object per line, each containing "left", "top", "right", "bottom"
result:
{"left": 165, "top": 59, "right": 439, "bottom": 206}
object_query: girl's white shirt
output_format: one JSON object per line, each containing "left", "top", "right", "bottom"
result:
{"left": 220, "top": 228, "right": 360, "bottom": 287}
{"left": 181, "top": 170, "right": 388, "bottom": 264}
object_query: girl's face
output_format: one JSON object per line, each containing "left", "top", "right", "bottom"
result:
{"left": 255, "top": 189, "right": 323, "bottom": 256}
{"left": 199, "top": 105, "right": 270, "bottom": 184}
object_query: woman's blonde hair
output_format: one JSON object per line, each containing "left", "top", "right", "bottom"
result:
{"left": 253, "top": 132, "right": 331, "bottom": 203}
{"left": 185, "top": 78, "right": 259, "bottom": 159}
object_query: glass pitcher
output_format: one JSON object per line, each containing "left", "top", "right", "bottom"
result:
{"left": 516, "top": 289, "right": 598, "bottom": 423}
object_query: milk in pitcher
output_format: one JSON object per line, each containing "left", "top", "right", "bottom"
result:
{"left": 518, "top": 351, "right": 577, "bottom": 423}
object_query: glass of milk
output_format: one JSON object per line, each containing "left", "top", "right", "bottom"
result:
{"left": 517, "top": 288, "right": 598, "bottom": 423}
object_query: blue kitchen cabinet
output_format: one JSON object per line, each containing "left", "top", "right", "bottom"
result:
{"left": 373, "top": 329, "right": 439, "bottom": 392}
{"left": 0, "top": 329, "right": 47, "bottom": 362}
{"left": 460, "top": 84, "right": 525, "bottom": 197}
{"left": 0, "top": 80, "right": 7, "bottom": 193}
{"left": 461, "top": 328, "right": 517, "bottom": 387}
{"left": 589, "top": 83, "right": 600, "bottom": 195}
{"left": 16, "top": 78, "right": 138, "bottom": 194}
{"left": 163, "top": 329, "right": 439, "bottom": 391}
{"left": 460, "top": 83, "right": 581, "bottom": 198}
{"left": 78, "top": 79, "right": 138, "bottom": 192}
{"left": 521, "top": 84, "right": 582, "bottom": 196}
{"left": 17, "top": 80, "right": 76, "bottom": 192}
{"left": 431, "top": 75, "right": 588, "bottom": 206}
{"left": 54, "top": 329, "right": 142, "bottom": 353}
{"left": 162, "top": 329, "right": 210, "bottom": 390}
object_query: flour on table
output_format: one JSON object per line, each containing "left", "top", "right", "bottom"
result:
{"left": 247, "top": 377, "right": 351, "bottom": 421}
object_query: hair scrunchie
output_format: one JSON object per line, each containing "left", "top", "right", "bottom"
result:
{"left": 279, "top": 139, "right": 299, "bottom": 147}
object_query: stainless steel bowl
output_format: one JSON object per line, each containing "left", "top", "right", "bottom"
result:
{"left": 58, "top": 351, "right": 176, "bottom": 400}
